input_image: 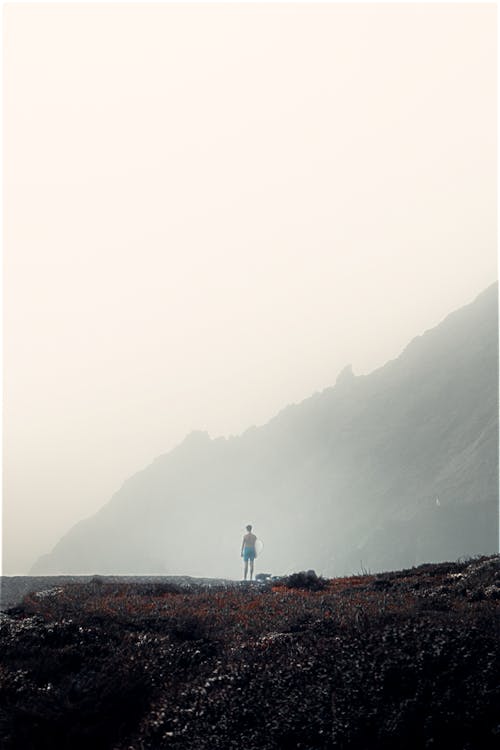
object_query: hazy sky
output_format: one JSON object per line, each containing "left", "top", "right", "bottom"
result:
{"left": 3, "top": 3, "right": 497, "bottom": 575}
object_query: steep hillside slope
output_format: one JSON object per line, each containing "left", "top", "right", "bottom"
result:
{"left": 32, "top": 284, "right": 498, "bottom": 577}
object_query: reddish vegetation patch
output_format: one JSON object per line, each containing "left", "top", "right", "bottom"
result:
{"left": 1, "top": 556, "right": 499, "bottom": 749}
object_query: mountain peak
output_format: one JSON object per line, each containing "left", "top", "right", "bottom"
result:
{"left": 182, "top": 430, "right": 211, "bottom": 445}
{"left": 336, "top": 364, "right": 355, "bottom": 387}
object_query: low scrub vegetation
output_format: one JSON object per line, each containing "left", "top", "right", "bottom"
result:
{"left": 1, "top": 556, "right": 499, "bottom": 748}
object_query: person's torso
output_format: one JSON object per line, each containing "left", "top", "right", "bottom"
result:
{"left": 243, "top": 533, "right": 257, "bottom": 548}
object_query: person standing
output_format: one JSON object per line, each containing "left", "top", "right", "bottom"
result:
{"left": 241, "top": 524, "right": 257, "bottom": 581}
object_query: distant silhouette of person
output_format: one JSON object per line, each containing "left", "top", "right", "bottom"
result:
{"left": 241, "top": 524, "right": 257, "bottom": 581}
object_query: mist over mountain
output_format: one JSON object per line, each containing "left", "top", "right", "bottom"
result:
{"left": 32, "top": 284, "right": 498, "bottom": 578}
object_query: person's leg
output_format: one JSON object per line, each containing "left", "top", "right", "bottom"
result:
{"left": 244, "top": 559, "right": 248, "bottom": 580}
{"left": 250, "top": 558, "right": 254, "bottom": 581}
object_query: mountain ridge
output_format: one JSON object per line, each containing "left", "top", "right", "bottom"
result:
{"left": 31, "top": 283, "right": 499, "bottom": 577}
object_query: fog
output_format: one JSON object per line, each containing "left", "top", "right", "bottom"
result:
{"left": 3, "top": 3, "right": 497, "bottom": 575}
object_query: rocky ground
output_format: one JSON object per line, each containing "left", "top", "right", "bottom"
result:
{"left": 1, "top": 556, "right": 499, "bottom": 749}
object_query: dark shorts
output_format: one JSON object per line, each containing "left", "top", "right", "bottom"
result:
{"left": 243, "top": 547, "right": 256, "bottom": 562}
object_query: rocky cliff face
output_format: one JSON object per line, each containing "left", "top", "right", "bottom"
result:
{"left": 32, "top": 284, "right": 499, "bottom": 577}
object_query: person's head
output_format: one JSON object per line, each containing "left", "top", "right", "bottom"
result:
{"left": 246, "top": 524, "right": 252, "bottom": 532}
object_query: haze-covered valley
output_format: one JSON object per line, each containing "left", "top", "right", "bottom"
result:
{"left": 30, "top": 283, "right": 498, "bottom": 579}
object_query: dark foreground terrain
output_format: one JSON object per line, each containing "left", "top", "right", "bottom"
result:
{"left": 1, "top": 557, "right": 499, "bottom": 750}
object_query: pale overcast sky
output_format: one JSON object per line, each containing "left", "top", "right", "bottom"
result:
{"left": 3, "top": 3, "right": 497, "bottom": 574}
